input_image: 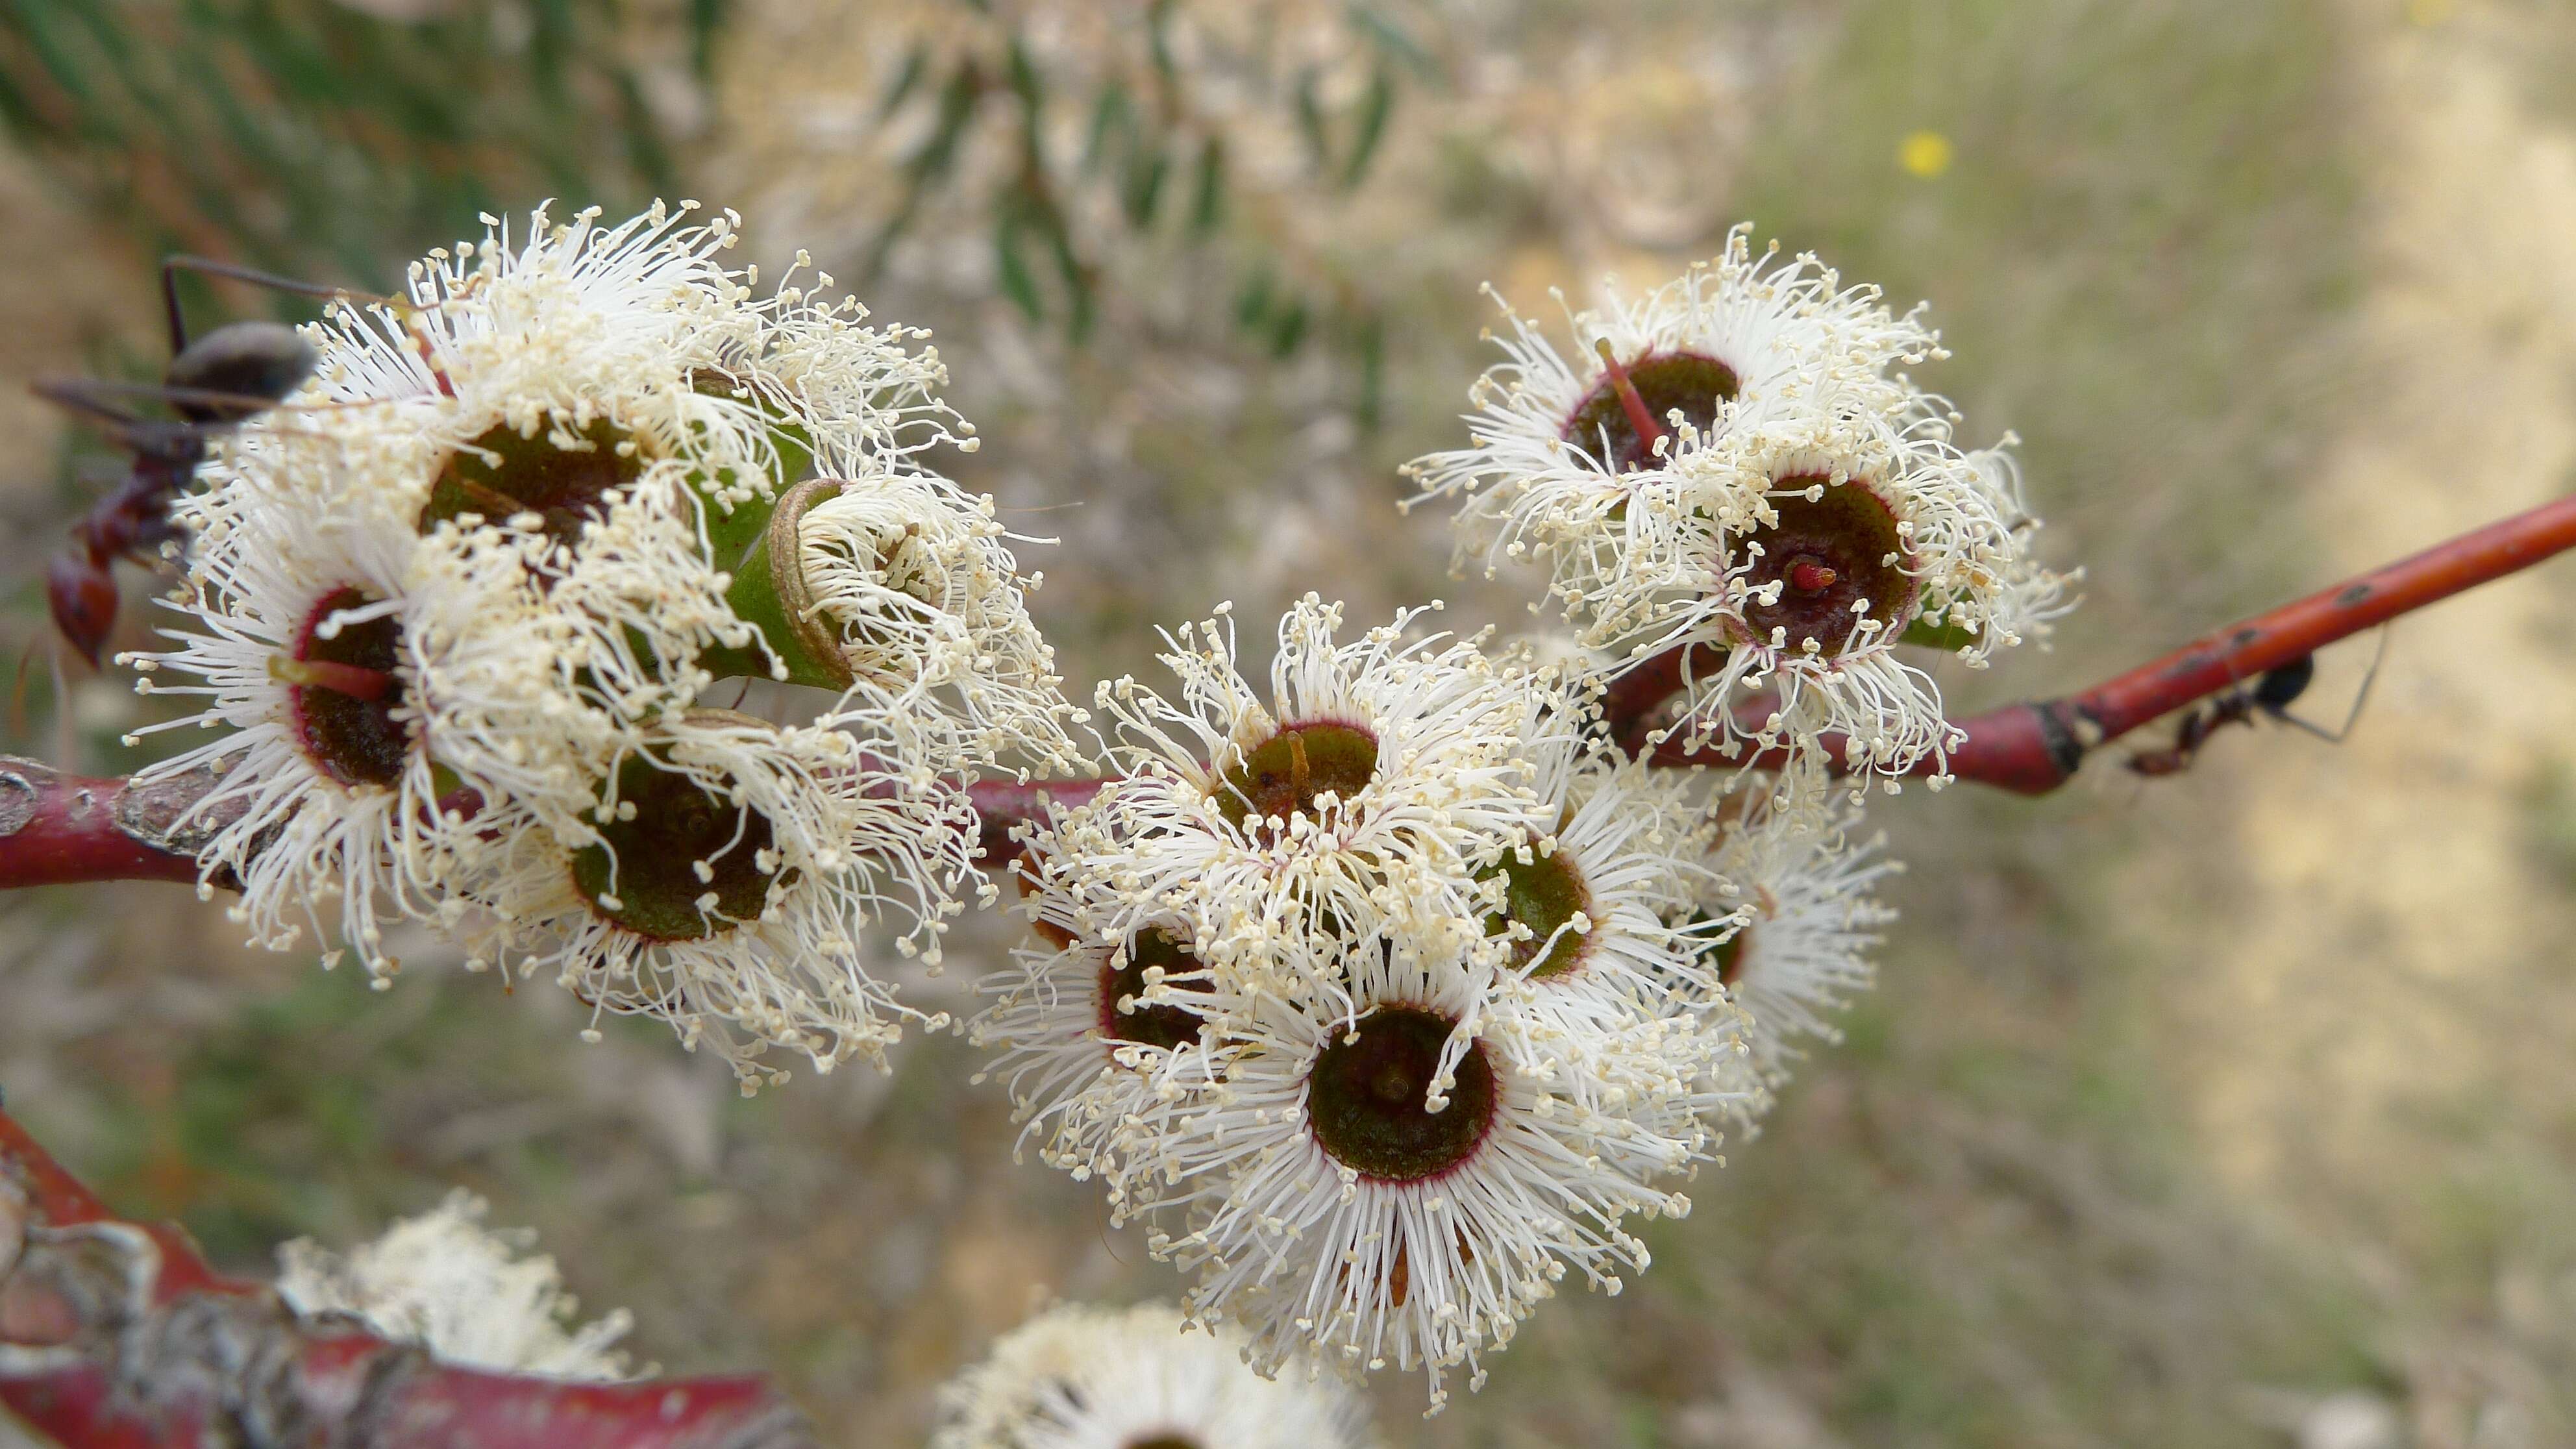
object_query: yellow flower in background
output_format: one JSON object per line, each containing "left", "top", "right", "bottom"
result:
{"left": 1900, "top": 129, "right": 1954, "bottom": 178}
{"left": 2406, "top": 0, "right": 2453, "bottom": 26}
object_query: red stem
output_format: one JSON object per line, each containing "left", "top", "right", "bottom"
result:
{"left": 0, "top": 762, "right": 1108, "bottom": 893}
{"left": 967, "top": 776, "right": 1102, "bottom": 867}
{"left": 2063, "top": 491, "right": 2576, "bottom": 741}
{"left": 0, "top": 763, "right": 217, "bottom": 889}
{"left": 0, "top": 1106, "right": 815, "bottom": 1449}
{"left": 1633, "top": 492, "right": 2576, "bottom": 791}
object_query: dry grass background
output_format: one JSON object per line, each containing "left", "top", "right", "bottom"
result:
{"left": 5, "top": 0, "right": 2576, "bottom": 1444}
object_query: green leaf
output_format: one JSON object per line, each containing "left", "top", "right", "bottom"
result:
{"left": 1082, "top": 82, "right": 1133, "bottom": 172}
{"left": 1122, "top": 143, "right": 1169, "bottom": 227}
{"left": 1042, "top": 212, "right": 1095, "bottom": 342}
{"left": 1901, "top": 615, "right": 1982, "bottom": 652}
{"left": 1188, "top": 134, "right": 1226, "bottom": 234}
{"left": 1235, "top": 267, "right": 1276, "bottom": 328}
{"left": 995, "top": 215, "right": 1043, "bottom": 323}
{"left": 1339, "top": 66, "right": 1394, "bottom": 190}
{"left": 875, "top": 42, "right": 930, "bottom": 122}
{"left": 1004, "top": 36, "right": 1043, "bottom": 110}
{"left": 1293, "top": 67, "right": 1328, "bottom": 171}
{"left": 1267, "top": 300, "right": 1308, "bottom": 358}
{"left": 911, "top": 64, "right": 984, "bottom": 185}
{"left": 1146, "top": 0, "right": 1178, "bottom": 86}
{"left": 688, "top": 0, "right": 729, "bottom": 82}
{"left": 1354, "top": 311, "right": 1386, "bottom": 430}
{"left": 14, "top": 0, "right": 106, "bottom": 114}
{"left": 1347, "top": 4, "right": 1438, "bottom": 78}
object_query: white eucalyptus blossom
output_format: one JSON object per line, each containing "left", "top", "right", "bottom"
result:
{"left": 471, "top": 701, "right": 984, "bottom": 1090}
{"left": 276, "top": 1191, "right": 633, "bottom": 1380}
{"left": 1483, "top": 743, "right": 1749, "bottom": 1052}
{"left": 1058, "top": 595, "right": 1568, "bottom": 1010}
{"left": 968, "top": 865, "right": 1224, "bottom": 1183}
{"left": 1621, "top": 396, "right": 2022, "bottom": 774}
{"left": 121, "top": 478, "right": 569, "bottom": 980}
{"left": 932, "top": 1300, "right": 1375, "bottom": 1449}
{"left": 1695, "top": 782, "right": 1901, "bottom": 1076}
{"left": 1107, "top": 945, "right": 1745, "bottom": 1411}
{"left": 791, "top": 468, "right": 1080, "bottom": 772}
{"left": 1406, "top": 224, "right": 1938, "bottom": 552}
{"left": 123, "top": 201, "right": 1056, "bottom": 1073}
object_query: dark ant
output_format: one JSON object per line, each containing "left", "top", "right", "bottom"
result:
{"left": 2124, "top": 630, "right": 2387, "bottom": 778}
{"left": 29, "top": 255, "right": 362, "bottom": 665}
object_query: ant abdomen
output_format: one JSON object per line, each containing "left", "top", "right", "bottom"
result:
{"left": 2251, "top": 654, "right": 2314, "bottom": 715}
{"left": 164, "top": 321, "right": 316, "bottom": 422}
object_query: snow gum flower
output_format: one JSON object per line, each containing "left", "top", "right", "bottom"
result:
{"left": 1106, "top": 948, "right": 1746, "bottom": 1411}
{"left": 969, "top": 860, "right": 1226, "bottom": 1182}
{"left": 1057, "top": 595, "right": 1570, "bottom": 1006}
{"left": 932, "top": 1300, "right": 1376, "bottom": 1449}
{"left": 276, "top": 1191, "right": 633, "bottom": 1380}
{"left": 1689, "top": 778, "right": 1901, "bottom": 1078}
{"left": 1482, "top": 745, "right": 1755, "bottom": 1067}
{"left": 473, "top": 702, "right": 981, "bottom": 1089}
{"left": 123, "top": 478, "right": 566, "bottom": 980}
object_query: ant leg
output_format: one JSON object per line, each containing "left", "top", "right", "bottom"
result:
{"left": 55, "top": 378, "right": 397, "bottom": 428}
{"left": 2271, "top": 627, "right": 2390, "bottom": 744}
{"left": 27, "top": 377, "right": 149, "bottom": 431}
{"left": 46, "top": 377, "right": 325, "bottom": 421}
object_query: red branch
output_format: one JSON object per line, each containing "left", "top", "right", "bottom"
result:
{"left": 0, "top": 763, "right": 1102, "bottom": 893}
{"left": 967, "top": 776, "right": 1101, "bottom": 867}
{"left": 0, "top": 765, "right": 216, "bottom": 889}
{"left": 0, "top": 1105, "right": 815, "bottom": 1449}
{"left": 1628, "top": 492, "right": 2576, "bottom": 793}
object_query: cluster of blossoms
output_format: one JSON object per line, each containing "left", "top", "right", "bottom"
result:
{"left": 969, "top": 601, "right": 1920, "bottom": 1406}
{"left": 971, "top": 229, "right": 2060, "bottom": 1408}
{"left": 1407, "top": 224, "right": 2072, "bottom": 776}
{"left": 127, "top": 201, "right": 1077, "bottom": 1088}
{"left": 114, "top": 204, "right": 2060, "bottom": 1411}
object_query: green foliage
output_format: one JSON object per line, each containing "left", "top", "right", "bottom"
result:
{"left": 854, "top": 4, "right": 1430, "bottom": 410}
{"left": 0, "top": 0, "right": 720, "bottom": 295}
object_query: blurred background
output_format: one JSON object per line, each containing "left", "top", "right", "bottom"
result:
{"left": 3, "top": 0, "right": 2574, "bottom": 1444}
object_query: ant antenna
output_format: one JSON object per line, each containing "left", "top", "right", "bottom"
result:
{"left": 160, "top": 254, "right": 390, "bottom": 351}
{"left": 27, "top": 377, "right": 149, "bottom": 431}
{"left": 2270, "top": 627, "right": 2390, "bottom": 745}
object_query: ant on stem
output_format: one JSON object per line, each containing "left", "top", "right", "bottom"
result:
{"left": 28, "top": 255, "right": 375, "bottom": 666}
{"left": 2124, "top": 630, "right": 2388, "bottom": 778}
